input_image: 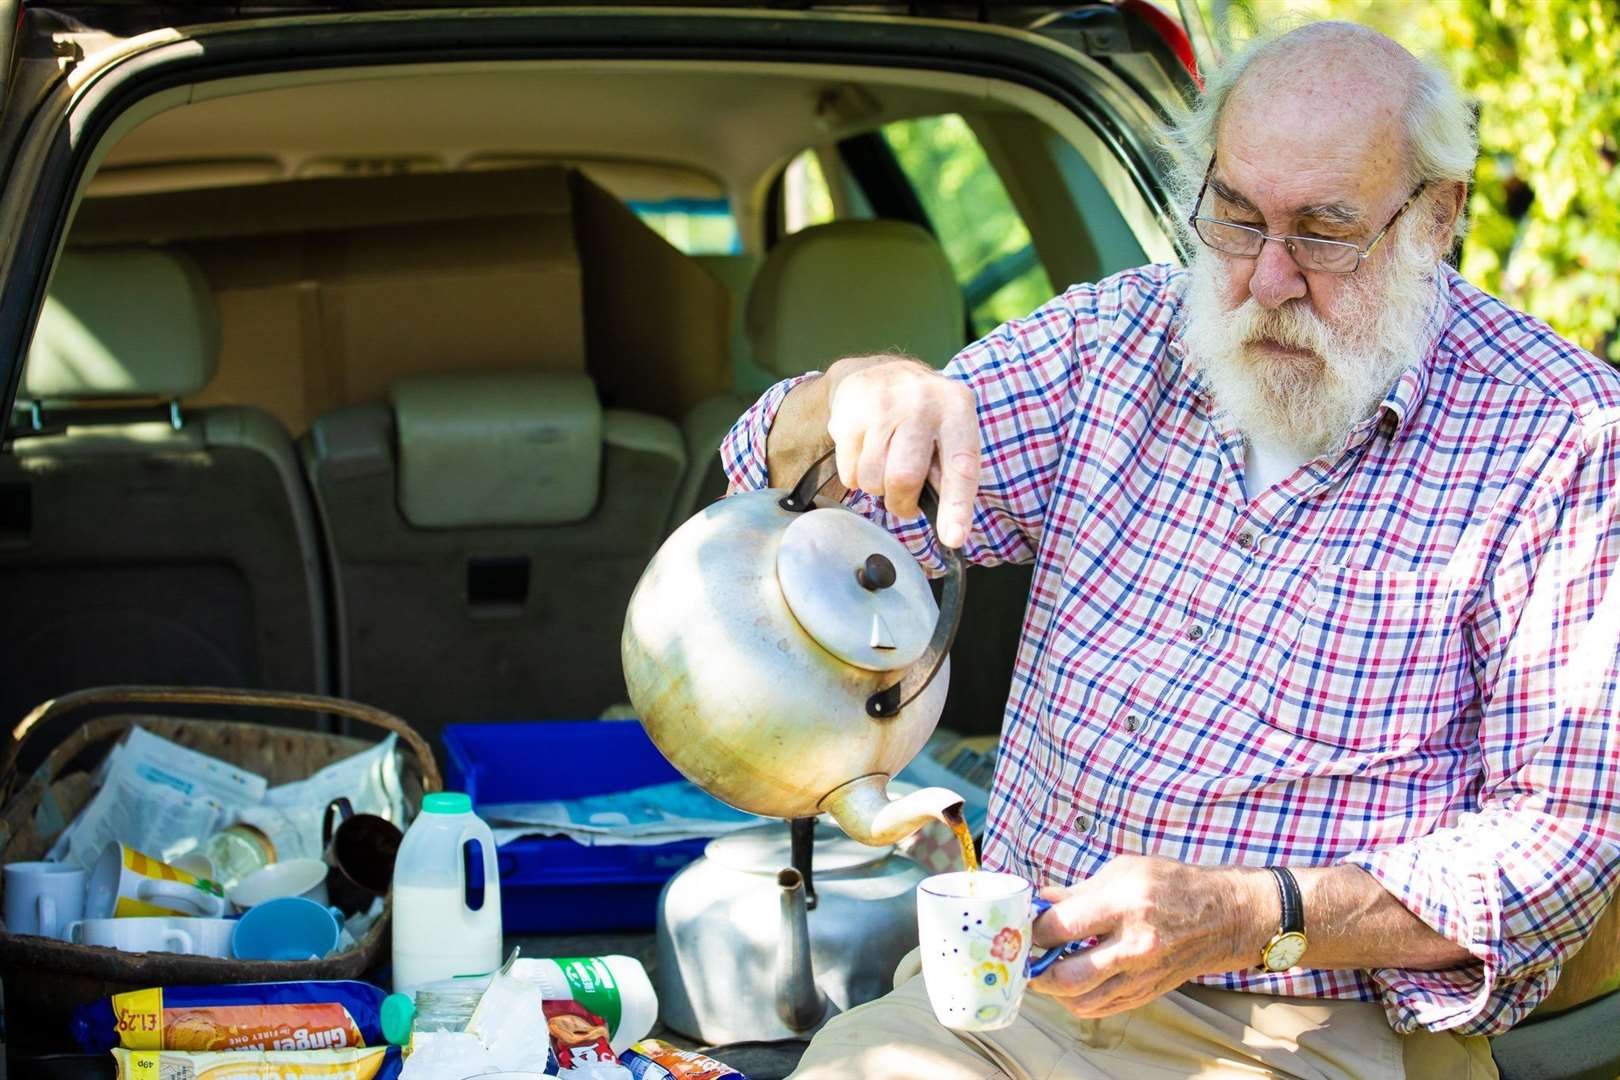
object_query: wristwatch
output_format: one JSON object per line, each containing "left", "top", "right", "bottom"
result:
{"left": 1259, "top": 866, "right": 1308, "bottom": 972}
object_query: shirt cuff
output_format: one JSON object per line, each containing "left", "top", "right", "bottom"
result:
{"left": 1343, "top": 835, "right": 1502, "bottom": 1033}
{"left": 719, "top": 373, "right": 821, "bottom": 494}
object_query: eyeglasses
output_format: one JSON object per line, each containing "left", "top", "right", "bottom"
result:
{"left": 1188, "top": 156, "right": 1425, "bottom": 275}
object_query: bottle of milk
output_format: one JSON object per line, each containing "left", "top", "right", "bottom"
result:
{"left": 392, "top": 792, "right": 502, "bottom": 996}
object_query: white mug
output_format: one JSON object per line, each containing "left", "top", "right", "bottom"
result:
{"left": 916, "top": 871, "right": 1087, "bottom": 1031}
{"left": 68, "top": 916, "right": 197, "bottom": 954}
{"left": 163, "top": 916, "right": 236, "bottom": 957}
{"left": 228, "top": 858, "right": 330, "bottom": 910}
{"left": 3, "top": 862, "right": 86, "bottom": 939}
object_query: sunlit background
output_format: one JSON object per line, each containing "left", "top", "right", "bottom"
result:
{"left": 632, "top": 2, "right": 1615, "bottom": 366}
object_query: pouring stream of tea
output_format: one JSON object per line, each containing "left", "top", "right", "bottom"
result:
{"left": 943, "top": 805, "right": 979, "bottom": 874}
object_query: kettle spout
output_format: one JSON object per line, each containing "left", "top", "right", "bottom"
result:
{"left": 776, "top": 868, "right": 829, "bottom": 1033}
{"left": 819, "top": 774, "right": 965, "bottom": 847}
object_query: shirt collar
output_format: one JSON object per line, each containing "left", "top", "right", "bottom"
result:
{"left": 1374, "top": 277, "right": 1450, "bottom": 440}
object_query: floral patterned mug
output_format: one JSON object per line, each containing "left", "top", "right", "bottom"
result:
{"left": 916, "top": 870, "right": 1088, "bottom": 1031}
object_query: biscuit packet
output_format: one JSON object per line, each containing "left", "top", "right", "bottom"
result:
{"left": 75, "top": 980, "right": 392, "bottom": 1053}
{"left": 111, "top": 1045, "right": 400, "bottom": 1079}
{"left": 619, "top": 1040, "right": 747, "bottom": 1080}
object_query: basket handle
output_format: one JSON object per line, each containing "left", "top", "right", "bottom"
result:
{"left": 0, "top": 685, "right": 442, "bottom": 808}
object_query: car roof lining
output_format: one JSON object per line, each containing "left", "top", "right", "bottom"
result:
{"left": 82, "top": 58, "right": 1175, "bottom": 260}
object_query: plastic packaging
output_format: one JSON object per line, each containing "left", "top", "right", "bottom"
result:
{"left": 73, "top": 980, "right": 390, "bottom": 1053}
{"left": 392, "top": 791, "right": 502, "bottom": 996}
{"left": 620, "top": 1041, "right": 747, "bottom": 1080}
{"left": 398, "top": 1031, "right": 502, "bottom": 1079}
{"left": 111, "top": 1044, "right": 401, "bottom": 1079}
{"left": 467, "top": 963, "right": 560, "bottom": 1075}
{"left": 510, "top": 956, "right": 657, "bottom": 1054}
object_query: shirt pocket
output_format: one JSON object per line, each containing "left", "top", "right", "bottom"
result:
{"left": 1264, "top": 565, "right": 1466, "bottom": 755}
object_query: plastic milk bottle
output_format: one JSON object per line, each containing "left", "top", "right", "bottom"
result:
{"left": 392, "top": 792, "right": 502, "bottom": 996}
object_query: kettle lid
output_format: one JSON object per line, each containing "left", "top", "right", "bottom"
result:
{"left": 705, "top": 820, "right": 892, "bottom": 874}
{"left": 776, "top": 507, "right": 937, "bottom": 672}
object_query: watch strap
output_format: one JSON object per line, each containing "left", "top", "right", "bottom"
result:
{"left": 1267, "top": 866, "right": 1304, "bottom": 934}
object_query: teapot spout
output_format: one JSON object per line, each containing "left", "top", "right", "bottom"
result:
{"left": 776, "top": 868, "right": 829, "bottom": 1033}
{"left": 819, "top": 774, "right": 965, "bottom": 847}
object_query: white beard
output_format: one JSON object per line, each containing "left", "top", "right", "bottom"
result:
{"left": 1181, "top": 220, "right": 1442, "bottom": 458}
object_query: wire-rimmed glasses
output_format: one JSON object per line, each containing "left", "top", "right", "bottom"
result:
{"left": 1188, "top": 156, "right": 1425, "bottom": 274}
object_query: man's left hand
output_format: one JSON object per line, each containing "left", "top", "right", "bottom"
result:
{"left": 1028, "top": 855, "right": 1273, "bottom": 1018}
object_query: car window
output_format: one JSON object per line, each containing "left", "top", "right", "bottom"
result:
{"left": 630, "top": 197, "right": 741, "bottom": 255}
{"left": 882, "top": 114, "right": 1053, "bottom": 337}
{"left": 781, "top": 149, "right": 836, "bottom": 234}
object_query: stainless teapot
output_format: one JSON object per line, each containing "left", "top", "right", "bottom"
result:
{"left": 621, "top": 451, "right": 967, "bottom": 845}
{"left": 655, "top": 818, "right": 930, "bottom": 1044}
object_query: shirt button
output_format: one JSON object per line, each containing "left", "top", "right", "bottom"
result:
{"left": 1123, "top": 713, "right": 1142, "bottom": 733}
{"left": 1236, "top": 531, "right": 1255, "bottom": 549}
{"left": 1073, "top": 812, "right": 1095, "bottom": 835}
{"left": 1185, "top": 623, "right": 1205, "bottom": 642}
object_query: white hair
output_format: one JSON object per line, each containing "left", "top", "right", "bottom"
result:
{"left": 1161, "top": 21, "right": 1478, "bottom": 243}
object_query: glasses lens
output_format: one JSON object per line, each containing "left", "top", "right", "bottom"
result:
{"left": 1194, "top": 218, "right": 1264, "bottom": 257}
{"left": 1293, "top": 238, "right": 1361, "bottom": 274}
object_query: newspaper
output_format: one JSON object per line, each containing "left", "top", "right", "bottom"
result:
{"left": 264, "top": 734, "right": 405, "bottom": 860}
{"left": 49, "top": 728, "right": 268, "bottom": 869}
{"left": 48, "top": 728, "right": 405, "bottom": 870}
{"left": 482, "top": 779, "right": 764, "bottom": 848}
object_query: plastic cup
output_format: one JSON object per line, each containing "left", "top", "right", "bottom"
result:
{"left": 230, "top": 895, "right": 342, "bottom": 961}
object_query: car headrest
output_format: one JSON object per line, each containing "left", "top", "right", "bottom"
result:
{"left": 746, "top": 220, "right": 965, "bottom": 378}
{"left": 24, "top": 249, "right": 220, "bottom": 400}
{"left": 391, "top": 372, "right": 603, "bottom": 529}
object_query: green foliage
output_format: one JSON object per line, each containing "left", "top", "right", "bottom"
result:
{"left": 884, "top": 115, "right": 1053, "bottom": 335}
{"left": 1204, "top": 0, "right": 1620, "bottom": 361}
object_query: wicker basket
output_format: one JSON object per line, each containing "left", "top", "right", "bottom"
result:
{"left": 0, "top": 686, "right": 441, "bottom": 1053}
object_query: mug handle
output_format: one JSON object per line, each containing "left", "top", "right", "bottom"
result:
{"left": 164, "top": 929, "right": 194, "bottom": 954}
{"left": 138, "top": 878, "right": 225, "bottom": 917}
{"left": 66, "top": 919, "right": 84, "bottom": 944}
{"left": 37, "top": 895, "right": 56, "bottom": 938}
{"left": 1027, "top": 896, "right": 1091, "bottom": 978}
{"left": 323, "top": 797, "right": 355, "bottom": 848}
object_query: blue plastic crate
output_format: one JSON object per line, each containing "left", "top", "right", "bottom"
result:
{"left": 442, "top": 720, "right": 710, "bottom": 934}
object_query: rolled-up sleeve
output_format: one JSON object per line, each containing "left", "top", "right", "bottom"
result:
{"left": 719, "top": 287, "right": 1092, "bottom": 572}
{"left": 719, "top": 373, "right": 818, "bottom": 495}
{"left": 1344, "top": 419, "right": 1620, "bottom": 1034}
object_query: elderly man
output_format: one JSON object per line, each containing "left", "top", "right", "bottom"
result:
{"left": 719, "top": 19, "right": 1620, "bottom": 1080}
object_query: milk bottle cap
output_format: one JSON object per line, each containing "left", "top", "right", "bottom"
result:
{"left": 423, "top": 793, "right": 472, "bottom": 815}
{"left": 380, "top": 994, "right": 415, "bottom": 1046}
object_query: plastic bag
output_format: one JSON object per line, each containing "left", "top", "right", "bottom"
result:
{"left": 75, "top": 980, "right": 390, "bottom": 1052}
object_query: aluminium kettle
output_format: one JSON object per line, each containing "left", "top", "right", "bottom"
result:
{"left": 655, "top": 818, "right": 930, "bottom": 1044}
{"left": 621, "top": 450, "right": 966, "bottom": 845}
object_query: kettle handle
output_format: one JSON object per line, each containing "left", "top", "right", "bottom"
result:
{"left": 778, "top": 449, "right": 967, "bottom": 719}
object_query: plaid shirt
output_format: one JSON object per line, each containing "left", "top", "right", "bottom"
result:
{"left": 721, "top": 264, "right": 1620, "bottom": 1036}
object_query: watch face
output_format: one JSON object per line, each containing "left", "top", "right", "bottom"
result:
{"left": 1264, "top": 932, "right": 1308, "bottom": 972}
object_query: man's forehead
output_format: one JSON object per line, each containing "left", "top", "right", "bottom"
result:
{"left": 1211, "top": 26, "right": 1413, "bottom": 214}
{"left": 1213, "top": 88, "right": 1406, "bottom": 217}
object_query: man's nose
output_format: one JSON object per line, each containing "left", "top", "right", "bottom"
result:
{"left": 1247, "top": 238, "right": 1308, "bottom": 309}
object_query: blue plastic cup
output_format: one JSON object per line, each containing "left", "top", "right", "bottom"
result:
{"left": 231, "top": 895, "right": 342, "bottom": 961}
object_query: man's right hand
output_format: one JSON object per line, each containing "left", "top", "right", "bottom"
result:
{"left": 819, "top": 355, "right": 981, "bottom": 549}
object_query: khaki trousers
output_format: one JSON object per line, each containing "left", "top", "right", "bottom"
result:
{"left": 790, "top": 952, "right": 1496, "bottom": 1080}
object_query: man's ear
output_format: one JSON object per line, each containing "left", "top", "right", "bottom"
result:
{"left": 1429, "top": 180, "right": 1468, "bottom": 250}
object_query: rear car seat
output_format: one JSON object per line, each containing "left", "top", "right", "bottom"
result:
{"left": 0, "top": 248, "right": 329, "bottom": 732}
{"left": 302, "top": 371, "right": 684, "bottom": 756}
{"left": 668, "top": 219, "right": 964, "bottom": 532}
